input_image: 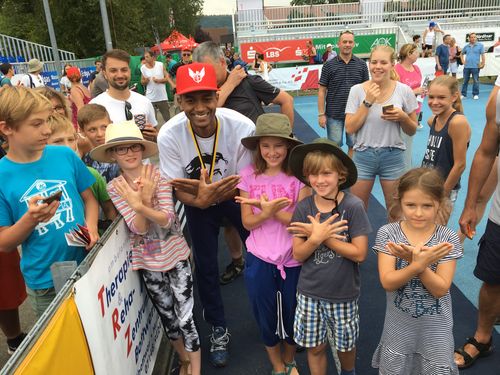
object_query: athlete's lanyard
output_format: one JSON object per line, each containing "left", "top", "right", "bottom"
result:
{"left": 187, "top": 118, "right": 220, "bottom": 182}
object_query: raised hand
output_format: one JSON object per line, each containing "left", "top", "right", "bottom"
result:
{"left": 234, "top": 195, "right": 262, "bottom": 208}
{"left": 412, "top": 242, "right": 453, "bottom": 271}
{"left": 308, "top": 212, "right": 348, "bottom": 244}
{"left": 27, "top": 195, "right": 60, "bottom": 224}
{"left": 386, "top": 242, "right": 416, "bottom": 263}
{"left": 259, "top": 193, "right": 291, "bottom": 218}
{"left": 196, "top": 169, "right": 240, "bottom": 207}
{"left": 365, "top": 82, "right": 380, "bottom": 104}
{"left": 141, "top": 124, "right": 158, "bottom": 142}
{"left": 113, "top": 176, "right": 143, "bottom": 211}
{"left": 287, "top": 221, "right": 313, "bottom": 238}
{"left": 135, "top": 164, "right": 159, "bottom": 206}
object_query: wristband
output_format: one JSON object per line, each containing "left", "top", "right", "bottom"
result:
{"left": 318, "top": 113, "right": 325, "bottom": 117}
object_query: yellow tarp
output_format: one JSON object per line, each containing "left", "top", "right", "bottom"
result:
{"left": 14, "top": 295, "right": 94, "bottom": 375}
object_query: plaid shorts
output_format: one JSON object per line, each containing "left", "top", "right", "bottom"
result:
{"left": 294, "top": 293, "right": 359, "bottom": 351}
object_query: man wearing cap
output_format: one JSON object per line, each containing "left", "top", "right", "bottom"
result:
{"left": 157, "top": 62, "right": 254, "bottom": 368}
{"left": 318, "top": 30, "right": 369, "bottom": 157}
{"left": 90, "top": 49, "right": 158, "bottom": 142}
{"left": 193, "top": 41, "right": 294, "bottom": 125}
{"left": 322, "top": 43, "right": 337, "bottom": 63}
{"left": 20, "top": 59, "right": 45, "bottom": 88}
{"left": 422, "top": 21, "right": 444, "bottom": 57}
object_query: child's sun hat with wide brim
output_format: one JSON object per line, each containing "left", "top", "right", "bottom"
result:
{"left": 89, "top": 120, "right": 158, "bottom": 163}
{"left": 288, "top": 137, "right": 357, "bottom": 190}
{"left": 240, "top": 113, "right": 302, "bottom": 150}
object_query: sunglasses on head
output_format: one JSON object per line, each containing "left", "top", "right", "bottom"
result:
{"left": 124, "top": 101, "right": 133, "bottom": 121}
{"left": 339, "top": 30, "right": 354, "bottom": 37}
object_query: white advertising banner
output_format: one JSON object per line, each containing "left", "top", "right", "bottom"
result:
{"left": 255, "top": 53, "right": 500, "bottom": 92}
{"left": 74, "top": 219, "right": 163, "bottom": 375}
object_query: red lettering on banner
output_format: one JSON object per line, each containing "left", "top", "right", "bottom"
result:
{"left": 97, "top": 285, "right": 105, "bottom": 317}
{"left": 125, "top": 324, "right": 132, "bottom": 357}
{"left": 112, "top": 308, "right": 121, "bottom": 339}
{"left": 241, "top": 40, "right": 310, "bottom": 63}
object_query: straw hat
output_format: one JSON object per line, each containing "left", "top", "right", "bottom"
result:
{"left": 28, "top": 58, "right": 43, "bottom": 73}
{"left": 89, "top": 120, "right": 158, "bottom": 163}
{"left": 288, "top": 138, "right": 357, "bottom": 190}
{"left": 241, "top": 113, "right": 301, "bottom": 150}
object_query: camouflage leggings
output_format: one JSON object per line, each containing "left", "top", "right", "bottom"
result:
{"left": 141, "top": 260, "right": 200, "bottom": 352}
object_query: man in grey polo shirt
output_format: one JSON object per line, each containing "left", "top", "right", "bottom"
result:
{"left": 318, "top": 31, "right": 369, "bottom": 156}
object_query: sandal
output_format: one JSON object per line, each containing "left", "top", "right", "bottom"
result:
{"left": 454, "top": 336, "right": 493, "bottom": 369}
{"left": 178, "top": 359, "right": 191, "bottom": 375}
{"left": 285, "top": 361, "right": 299, "bottom": 375}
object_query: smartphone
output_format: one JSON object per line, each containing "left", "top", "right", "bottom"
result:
{"left": 42, "top": 190, "right": 62, "bottom": 204}
{"left": 382, "top": 104, "right": 394, "bottom": 114}
{"left": 133, "top": 114, "right": 147, "bottom": 131}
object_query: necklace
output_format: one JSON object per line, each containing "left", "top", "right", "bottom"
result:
{"left": 187, "top": 118, "right": 220, "bottom": 182}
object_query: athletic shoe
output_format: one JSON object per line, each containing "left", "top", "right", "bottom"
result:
{"left": 7, "top": 332, "right": 27, "bottom": 355}
{"left": 210, "top": 326, "right": 230, "bottom": 367}
{"left": 461, "top": 95, "right": 466, "bottom": 99}
{"left": 417, "top": 123, "right": 424, "bottom": 129}
{"left": 473, "top": 95, "right": 479, "bottom": 100}
{"left": 219, "top": 259, "right": 244, "bottom": 285}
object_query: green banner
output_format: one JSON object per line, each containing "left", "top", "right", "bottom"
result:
{"left": 313, "top": 34, "right": 396, "bottom": 56}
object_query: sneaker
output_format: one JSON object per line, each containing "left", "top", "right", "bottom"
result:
{"left": 461, "top": 95, "right": 466, "bottom": 99}
{"left": 219, "top": 259, "right": 244, "bottom": 285}
{"left": 473, "top": 95, "right": 479, "bottom": 100}
{"left": 7, "top": 333, "right": 27, "bottom": 355}
{"left": 210, "top": 326, "right": 230, "bottom": 367}
{"left": 417, "top": 123, "right": 424, "bottom": 129}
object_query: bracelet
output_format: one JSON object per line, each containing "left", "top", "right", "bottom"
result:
{"left": 318, "top": 113, "right": 326, "bottom": 117}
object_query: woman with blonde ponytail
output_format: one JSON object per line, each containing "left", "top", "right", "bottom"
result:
{"left": 345, "top": 45, "right": 418, "bottom": 211}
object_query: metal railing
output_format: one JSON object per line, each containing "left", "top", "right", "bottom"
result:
{"left": 235, "top": 0, "right": 500, "bottom": 36}
{"left": 10, "top": 58, "right": 95, "bottom": 75}
{"left": 0, "top": 33, "right": 76, "bottom": 63}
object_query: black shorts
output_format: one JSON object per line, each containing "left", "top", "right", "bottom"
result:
{"left": 474, "top": 219, "right": 500, "bottom": 285}
{"left": 423, "top": 44, "right": 433, "bottom": 51}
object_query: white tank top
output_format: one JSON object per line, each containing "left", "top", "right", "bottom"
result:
{"left": 425, "top": 29, "right": 435, "bottom": 46}
{"left": 488, "top": 88, "right": 500, "bottom": 224}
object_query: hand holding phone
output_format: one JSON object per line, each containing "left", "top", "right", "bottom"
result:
{"left": 134, "top": 114, "right": 147, "bottom": 131}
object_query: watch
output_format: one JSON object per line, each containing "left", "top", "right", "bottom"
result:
{"left": 363, "top": 100, "right": 373, "bottom": 108}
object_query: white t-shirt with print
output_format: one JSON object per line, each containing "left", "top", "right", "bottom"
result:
{"left": 140, "top": 61, "right": 168, "bottom": 103}
{"left": 20, "top": 73, "right": 45, "bottom": 88}
{"left": 90, "top": 91, "right": 157, "bottom": 126}
{"left": 157, "top": 107, "right": 255, "bottom": 181}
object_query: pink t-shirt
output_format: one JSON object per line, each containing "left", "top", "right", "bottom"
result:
{"left": 238, "top": 164, "right": 305, "bottom": 278}
{"left": 395, "top": 63, "right": 423, "bottom": 113}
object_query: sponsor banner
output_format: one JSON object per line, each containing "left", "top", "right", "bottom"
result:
{"left": 240, "top": 39, "right": 310, "bottom": 62}
{"left": 14, "top": 296, "right": 94, "bottom": 375}
{"left": 313, "top": 34, "right": 396, "bottom": 57}
{"left": 240, "top": 34, "right": 396, "bottom": 63}
{"left": 40, "top": 71, "right": 59, "bottom": 90}
{"left": 74, "top": 219, "right": 163, "bottom": 375}
{"left": 467, "top": 32, "right": 495, "bottom": 42}
{"left": 251, "top": 53, "right": 500, "bottom": 91}
{"left": 80, "top": 66, "right": 95, "bottom": 87}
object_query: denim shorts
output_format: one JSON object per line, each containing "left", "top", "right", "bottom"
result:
{"left": 353, "top": 147, "right": 406, "bottom": 180}
{"left": 294, "top": 293, "right": 359, "bottom": 350}
{"left": 326, "top": 118, "right": 354, "bottom": 148}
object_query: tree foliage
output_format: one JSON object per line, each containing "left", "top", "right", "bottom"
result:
{"left": 0, "top": 0, "right": 203, "bottom": 58}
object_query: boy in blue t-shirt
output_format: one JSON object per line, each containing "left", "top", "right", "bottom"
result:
{"left": 0, "top": 87, "right": 99, "bottom": 317}
{"left": 435, "top": 35, "right": 451, "bottom": 74}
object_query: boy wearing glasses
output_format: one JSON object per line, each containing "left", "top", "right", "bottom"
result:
{"left": 0, "top": 87, "right": 99, "bottom": 316}
{"left": 90, "top": 49, "right": 158, "bottom": 142}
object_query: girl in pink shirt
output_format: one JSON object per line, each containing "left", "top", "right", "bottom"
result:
{"left": 236, "top": 113, "right": 310, "bottom": 375}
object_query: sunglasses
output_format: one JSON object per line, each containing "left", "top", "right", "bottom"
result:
{"left": 339, "top": 30, "right": 354, "bottom": 37}
{"left": 182, "top": 53, "right": 191, "bottom": 57}
{"left": 124, "top": 101, "right": 133, "bottom": 121}
{"left": 112, "top": 143, "right": 145, "bottom": 156}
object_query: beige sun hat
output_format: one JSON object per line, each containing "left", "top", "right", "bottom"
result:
{"left": 28, "top": 58, "right": 44, "bottom": 73}
{"left": 89, "top": 120, "right": 158, "bottom": 163}
{"left": 240, "top": 113, "right": 302, "bottom": 150}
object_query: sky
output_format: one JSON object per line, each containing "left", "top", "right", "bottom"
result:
{"left": 203, "top": 0, "right": 291, "bottom": 15}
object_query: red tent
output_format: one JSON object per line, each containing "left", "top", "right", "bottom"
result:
{"left": 150, "top": 30, "right": 198, "bottom": 53}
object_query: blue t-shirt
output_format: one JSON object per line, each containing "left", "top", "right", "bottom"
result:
{"left": 0, "top": 146, "right": 95, "bottom": 289}
{"left": 435, "top": 44, "right": 450, "bottom": 68}
{"left": 462, "top": 42, "right": 484, "bottom": 69}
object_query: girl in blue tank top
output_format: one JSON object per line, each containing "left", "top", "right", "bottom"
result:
{"left": 421, "top": 75, "right": 471, "bottom": 225}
